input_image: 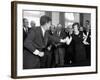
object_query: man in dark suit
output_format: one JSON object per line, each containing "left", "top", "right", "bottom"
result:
{"left": 23, "top": 18, "right": 31, "bottom": 41}
{"left": 23, "top": 18, "right": 34, "bottom": 69}
{"left": 23, "top": 15, "right": 52, "bottom": 69}
{"left": 47, "top": 25, "right": 57, "bottom": 67}
{"left": 84, "top": 20, "right": 91, "bottom": 63}
{"left": 54, "top": 24, "right": 68, "bottom": 67}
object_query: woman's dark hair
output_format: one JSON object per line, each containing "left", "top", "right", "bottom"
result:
{"left": 40, "top": 15, "right": 51, "bottom": 26}
{"left": 72, "top": 22, "right": 80, "bottom": 30}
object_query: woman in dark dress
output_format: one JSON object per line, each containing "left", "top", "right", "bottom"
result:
{"left": 72, "top": 23, "right": 87, "bottom": 64}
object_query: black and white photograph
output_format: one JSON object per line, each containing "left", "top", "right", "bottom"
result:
{"left": 11, "top": 1, "right": 97, "bottom": 78}
{"left": 23, "top": 11, "right": 91, "bottom": 69}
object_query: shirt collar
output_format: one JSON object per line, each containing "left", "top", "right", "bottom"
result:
{"left": 41, "top": 27, "right": 45, "bottom": 37}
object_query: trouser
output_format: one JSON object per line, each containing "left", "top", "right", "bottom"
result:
{"left": 23, "top": 49, "right": 40, "bottom": 69}
{"left": 54, "top": 47, "right": 65, "bottom": 67}
{"left": 40, "top": 50, "right": 52, "bottom": 68}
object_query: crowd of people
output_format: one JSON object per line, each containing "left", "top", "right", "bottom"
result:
{"left": 23, "top": 15, "right": 91, "bottom": 69}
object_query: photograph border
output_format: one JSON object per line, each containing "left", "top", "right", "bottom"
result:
{"left": 11, "top": 1, "right": 98, "bottom": 79}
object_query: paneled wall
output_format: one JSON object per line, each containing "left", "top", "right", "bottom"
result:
{"left": 52, "top": 12, "right": 60, "bottom": 27}
{"left": 83, "top": 13, "right": 91, "bottom": 27}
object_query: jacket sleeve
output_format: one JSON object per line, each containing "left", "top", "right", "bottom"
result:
{"left": 48, "top": 34, "right": 60, "bottom": 44}
{"left": 24, "top": 29, "right": 36, "bottom": 53}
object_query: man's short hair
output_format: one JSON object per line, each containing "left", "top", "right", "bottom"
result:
{"left": 40, "top": 15, "right": 51, "bottom": 26}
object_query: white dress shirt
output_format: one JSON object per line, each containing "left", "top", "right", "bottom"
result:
{"left": 41, "top": 27, "right": 46, "bottom": 37}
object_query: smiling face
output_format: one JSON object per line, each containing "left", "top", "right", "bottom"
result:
{"left": 72, "top": 23, "right": 80, "bottom": 33}
{"left": 85, "top": 20, "right": 90, "bottom": 32}
{"left": 80, "top": 27, "right": 83, "bottom": 31}
{"left": 30, "top": 21, "right": 35, "bottom": 28}
{"left": 73, "top": 25, "right": 79, "bottom": 33}
{"left": 57, "top": 24, "right": 62, "bottom": 31}
{"left": 23, "top": 18, "right": 29, "bottom": 28}
{"left": 45, "top": 21, "right": 52, "bottom": 30}
{"left": 67, "top": 25, "right": 73, "bottom": 34}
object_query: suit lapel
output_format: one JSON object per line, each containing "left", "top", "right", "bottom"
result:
{"left": 39, "top": 27, "right": 48, "bottom": 47}
{"left": 44, "top": 31, "right": 48, "bottom": 46}
{"left": 39, "top": 27, "right": 44, "bottom": 40}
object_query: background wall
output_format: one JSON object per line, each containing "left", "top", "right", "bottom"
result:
{"left": 0, "top": 0, "right": 99, "bottom": 80}
{"left": 83, "top": 13, "right": 91, "bottom": 27}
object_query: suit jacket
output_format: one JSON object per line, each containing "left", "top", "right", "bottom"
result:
{"left": 23, "top": 27, "right": 48, "bottom": 69}
{"left": 83, "top": 30, "right": 91, "bottom": 44}
{"left": 23, "top": 28, "right": 27, "bottom": 41}
{"left": 23, "top": 27, "right": 31, "bottom": 41}
{"left": 56, "top": 28, "right": 67, "bottom": 39}
{"left": 54, "top": 28, "right": 67, "bottom": 47}
{"left": 24, "top": 27, "right": 56, "bottom": 52}
{"left": 23, "top": 27, "right": 60, "bottom": 69}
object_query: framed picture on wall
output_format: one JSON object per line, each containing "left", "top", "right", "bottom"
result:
{"left": 11, "top": 1, "right": 98, "bottom": 78}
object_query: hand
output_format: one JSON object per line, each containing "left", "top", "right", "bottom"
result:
{"left": 83, "top": 41, "right": 89, "bottom": 45}
{"left": 33, "top": 50, "right": 44, "bottom": 57}
{"left": 66, "top": 36, "right": 72, "bottom": 45}
{"left": 83, "top": 36, "right": 87, "bottom": 39}
{"left": 38, "top": 52, "right": 44, "bottom": 57}
{"left": 33, "top": 49, "right": 40, "bottom": 55}
{"left": 60, "top": 38, "right": 68, "bottom": 43}
{"left": 47, "top": 45, "right": 52, "bottom": 51}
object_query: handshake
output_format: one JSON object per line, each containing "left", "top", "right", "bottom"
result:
{"left": 33, "top": 50, "right": 44, "bottom": 57}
